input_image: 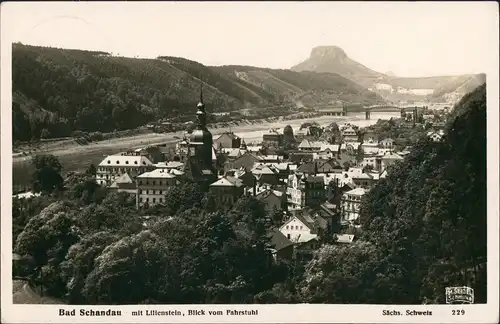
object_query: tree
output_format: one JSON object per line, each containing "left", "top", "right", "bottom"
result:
{"left": 269, "top": 206, "right": 284, "bottom": 226}
{"left": 186, "top": 123, "right": 196, "bottom": 133}
{"left": 60, "top": 231, "right": 120, "bottom": 304}
{"left": 82, "top": 230, "right": 168, "bottom": 304}
{"left": 283, "top": 125, "right": 295, "bottom": 146}
{"left": 328, "top": 122, "right": 340, "bottom": 133}
{"left": 230, "top": 196, "right": 269, "bottom": 237}
{"left": 86, "top": 164, "right": 97, "bottom": 176}
{"left": 254, "top": 283, "right": 296, "bottom": 303}
{"left": 15, "top": 201, "right": 80, "bottom": 297}
{"left": 31, "top": 154, "right": 64, "bottom": 194}
{"left": 163, "top": 182, "right": 204, "bottom": 216}
{"left": 67, "top": 175, "right": 105, "bottom": 205}
{"left": 300, "top": 122, "right": 318, "bottom": 130}
{"left": 12, "top": 195, "right": 56, "bottom": 246}
{"left": 77, "top": 202, "right": 132, "bottom": 235}
{"left": 355, "top": 145, "right": 364, "bottom": 163}
{"left": 190, "top": 211, "right": 283, "bottom": 303}
{"left": 299, "top": 242, "right": 409, "bottom": 303}
{"left": 309, "top": 125, "right": 323, "bottom": 138}
{"left": 202, "top": 193, "right": 218, "bottom": 213}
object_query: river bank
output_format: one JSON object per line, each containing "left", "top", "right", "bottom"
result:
{"left": 12, "top": 112, "right": 398, "bottom": 188}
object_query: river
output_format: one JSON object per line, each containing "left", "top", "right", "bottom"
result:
{"left": 12, "top": 112, "right": 399, "bottom": 189}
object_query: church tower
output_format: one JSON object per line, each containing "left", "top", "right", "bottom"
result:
{"left": 189, "top": 84, "right": 213, "bottom": 167}
{"left": 182, "top": 83, "right": 217, "bottom": 188}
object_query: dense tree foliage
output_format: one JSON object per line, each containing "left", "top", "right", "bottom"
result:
{"left": 358, "top": 84, "right": 487, "bottom": 303}
{"left": 12, "top": 196, "right": 56, "bottom": 246}
{"left": 15, "top": 201, "right": 80, "bottom": 297}
{"left": 364, "top": 117, "right": 426, "bottom": 147}
{"left": 31, "top": 154, "right": 64, "bottom": 194}
{"left": 299, "top": 242, "right": 408, "bottom": 303}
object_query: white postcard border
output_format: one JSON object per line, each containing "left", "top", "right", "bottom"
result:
{"left": 1, "top": 2, "right": 499, "bottom": 324}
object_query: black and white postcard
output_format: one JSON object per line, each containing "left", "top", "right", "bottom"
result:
{"left": 1, "top": 1, "right": 499, "bottom": 323}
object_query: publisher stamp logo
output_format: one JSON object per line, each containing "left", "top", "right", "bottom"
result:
{"left": 445, "top": 286, "right": 474, "bottom": 304}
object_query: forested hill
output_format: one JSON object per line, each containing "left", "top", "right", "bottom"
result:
{"left": 357, "top": 84, "right": 487, "bottom": 303}
{"left": 12, "top": 43, "right": 384, "bottom": 141}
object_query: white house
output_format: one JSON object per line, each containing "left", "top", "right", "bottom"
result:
{"left": 427, "top": 130, "right": 445, "bottom": 142}
{"left": 97, "top": 154, "right": 154, "bottom": 186}
{"left": 341, "top": 127, "right": 359, "bottom": 142}
{"left": 286, "top": 174, "right": 305, "bottom": 208}
{"left": 245, "top": 145, "right": 262, "bottom": 153}
{"left": 109, "top": 173, "right": 137, "bottom": 195}
{"left": 379, "top": 138, "right": 395, "bottom": 149}
{"left": 341, "top": 187, "right": 366, "bottom": 222}
{"left": 423, "top": 114, "right": 435, "bottom": 121}
{"left": 361, "top": 139, "right": 379, "bottom": 156}
{"left": 298, "top": 139, "right": 326, "bottom": 151}
{"left": 279, "top": 214, "right": 326, "bottom": 244}
{"left": 379, "top": 151, "right": 404, "bottom": 171}
{"left": 136, "top": 169, "right": 178, "bottom": 209}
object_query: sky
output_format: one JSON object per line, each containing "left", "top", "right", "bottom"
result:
{"left": 2, "top": 1, "right": 498, "bottom": 77}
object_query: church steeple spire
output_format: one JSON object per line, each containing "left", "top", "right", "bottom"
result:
{"left": 196, "top": 82, "right": 206, "bottom": 128}
{"left": 186, "top": 79, "right": 216, "bottom": 186}
{"left": 199, "top": 82, "right": 204, "bottom": 105}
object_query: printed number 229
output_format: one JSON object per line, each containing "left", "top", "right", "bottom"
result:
{"left": 452, "top": 310, "right": 465, "bottom": 315}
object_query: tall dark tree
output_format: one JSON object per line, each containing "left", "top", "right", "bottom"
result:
{"left": 86, "top": 164, "right": 97, "bottom": 176}
{"left": 31, "top": 154, "right": 64, "bottom": 194}
{"left": 163, "top": 182, "right": 204, "bottom": 216}
{"left": 283, "top": 125, "right": 295, "bottom": 145}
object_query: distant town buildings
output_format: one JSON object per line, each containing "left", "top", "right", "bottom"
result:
{"left": 298, "top": 139, "right": 325, "bottom": 151}
{"left": 109, "top": 173, "right": 136, "bottom": 195}
{"left": 341, "top": 187, "right": 366, "bottom": 222}
{"left": 262, "top": 129, "right": 283, "bottom": 147}
{"left": 379, "top": 151, "right": 404, "bottom": 171}
{"left": 286, "top": 173, "right": 325, "bottom": 209}
{"left": 256, "top": 188, "right": 287, "bottom": 213}
{"left": 379, "top": 138, "right": 395, "bottom": 149}
{"left": 279, "top": 213, "right": 325, "bottom": 244}
{"left": 96, "top": 154, "right": 154, "bottom": 187}
{"left": 214, "top": 131, "right": 241, "bottom": 150}
{"left": 136, "top": 169, "right": 178, "bottom": 209}
{"left": 208, "top": 176, "right": 245, "bottom": 205}
{"left": 360, "top": 138, "right": 379, "bottom": 156}
{"left": 92, "top": 93, "right": 437, "bottom": 261}
{"left": 341, "top": 126, "right": 359, "bottom": 142}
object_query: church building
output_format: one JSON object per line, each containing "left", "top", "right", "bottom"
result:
{"left": 182, "top": 85, "right": 218, "bottom": 188}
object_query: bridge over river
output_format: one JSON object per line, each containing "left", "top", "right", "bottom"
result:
{"left": 315, "top": 104, "right": 427, "bottom": 120}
